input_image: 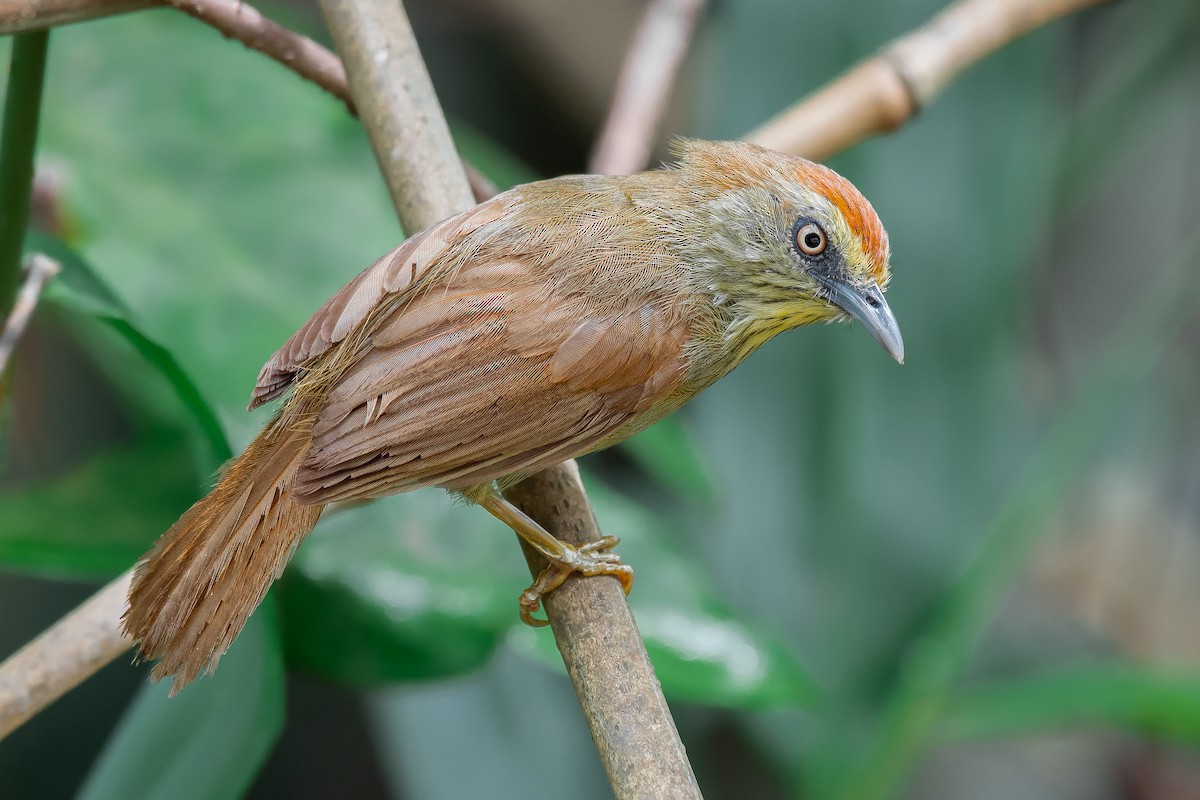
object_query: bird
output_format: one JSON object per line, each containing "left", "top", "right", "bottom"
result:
{"left": 123, "top": 138, "right": 903, "bottom": 694}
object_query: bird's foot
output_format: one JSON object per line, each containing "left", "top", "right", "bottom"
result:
{"left": 519, "top": 536, "right": 635, "bottom": 627}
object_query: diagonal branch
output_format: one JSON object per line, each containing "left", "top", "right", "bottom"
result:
{"left": 0, "top": 0, "right": 154, "bottom": 33}
{"left": 589, "top": 0, "right": 706, "bottom": 176}
{"left": 314, "top": 0, "right": 699, "bottom": 795}
{"left": 0, "top": 0, "right": 501, "bottom": 202}
{"left": 0, "top": 570, "right": 132, "bottom": 740}
{"left": 164, "top": 0, "right": 356, "bottom": 115}
{"left": 746, "top": 0, "right": 1109, "bottom": 160}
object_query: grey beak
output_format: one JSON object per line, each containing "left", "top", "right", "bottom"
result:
{"left": 819, "top": 277, "right": 904, "bottom": 364}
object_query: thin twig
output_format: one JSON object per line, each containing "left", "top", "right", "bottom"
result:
{"left": 0, "top": 570, "right": 133, "bottom": 739}
{"left": 746, "top": 0, "right": 1109, "bottom": 160}
{"left": 0, "top": 0, "right": 505, "bottom": 203}
{"left": 165, "top": 0, "right": 355, "bottom": 115}
{"left": 0, "top": 253, "right": 60, "bottom": 373}
{"left": 589, "top": 0, "right": 706, "bottom": 175}
{"left": 0, "top": 0, "right": 153, "bottom": 33}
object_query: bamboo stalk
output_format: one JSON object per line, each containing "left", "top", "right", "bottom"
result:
{"left": 0, "top": 31, "right": 50, "bottom": 314}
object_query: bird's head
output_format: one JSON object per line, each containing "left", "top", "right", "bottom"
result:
{"left": 669, "top": 139, "right": 903, "bottom": 364}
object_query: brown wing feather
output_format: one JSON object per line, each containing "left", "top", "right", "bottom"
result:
{"left": 249, "top": 195, "right": 512, "bottom": 409}
{"left": 292, "top": 268, "right": 691, "bottom": 504}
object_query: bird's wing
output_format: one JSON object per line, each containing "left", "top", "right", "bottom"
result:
{"left": 292, "top": 258, "right": 692, "bottom": 503}
{"left": 249, "top": 196, "right": 512, "bottom": 409}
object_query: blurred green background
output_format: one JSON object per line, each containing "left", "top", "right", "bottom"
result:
{"left": 3, "top": 0, "right": 1200, "bottom": 797}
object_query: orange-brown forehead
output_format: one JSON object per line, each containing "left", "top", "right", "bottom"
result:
{"left": 796, "top": 163, "right": 890, "bottom": 283}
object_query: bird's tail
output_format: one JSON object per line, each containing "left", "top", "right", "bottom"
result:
{"left": 123, "top": 416, "right": 323, "bottom": 694}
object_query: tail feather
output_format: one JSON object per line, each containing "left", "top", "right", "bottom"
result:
{"left": 124, "top": 418, "right": 323, "bottom": 694}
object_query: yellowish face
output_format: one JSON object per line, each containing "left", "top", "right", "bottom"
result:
{"left": 719, "top": 156, "right": 901, "bottom": 362}
{"left": 668, "top": 139, "right": 902, "bottom": 362}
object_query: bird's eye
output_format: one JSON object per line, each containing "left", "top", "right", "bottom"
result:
{"left": 794, "top": 222, "right": 827, "bottom": 257}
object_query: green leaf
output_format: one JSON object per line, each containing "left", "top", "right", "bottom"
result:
{"left": 35, "top": 11, "right": 395, "bottom": 442}
{"left": 77, "top": 599, "right": 285, "bottom": 800}
{"left": 278, "top": 475, "right": 815, "bottom": 707}
{"left": 278, "top": 491, "right": 525, "bottom": 684}
{"left": 0, "top": 429, "right": 199, "bottom": 578}
{"left": 508, "top": 483, "right": 820, "bottom": 710}
{"left": 0, "top": 237, "right": 231, "bottom": 579}
{"left": 941, "top": 663, "right": 1200, "bottom": 745}
{"left": 26, "top": 231, "right": 127, "bottom": 317}
{"left": 30, "top": 232, "right": 231, "bottom": 467}
{"left": 35, "top": 12, "right": 537, "bottom": 449}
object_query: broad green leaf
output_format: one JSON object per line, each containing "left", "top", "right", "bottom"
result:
{"left": 0, "top": 237, "right": 230, "bottom": 579}
{"left": 0, "top": 430, "right": 198, "bottom": 578}
{"left": 29, "top": 232, "right": 231, "bottom": 467}
{"left": 77, "top": 600, "right": 285, "bottom": 800}
{"left": 25, "top": 232, "right": 127, "bottom": 318}
{"left": 940, "top": 663, "right": 1200, "bottom": 745}
{"left": 38, "top": 12, "right": 546, "bottom": 447}
{"left": 508, "top": 483, "right": 820, "bottom": 710}
{"left": 278, "top": 491, "right": 525, "bottom": 684}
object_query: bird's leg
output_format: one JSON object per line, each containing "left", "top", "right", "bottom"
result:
{"left": 478, "top": 489, "right": 634, "bottom": 626}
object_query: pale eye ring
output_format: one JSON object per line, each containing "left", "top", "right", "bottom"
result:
{"left": 795, "top": 222, "right": 827, "bottom": 256}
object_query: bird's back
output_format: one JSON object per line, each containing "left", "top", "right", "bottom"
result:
{"left": 271, "top": 174, "right": 707, "bottom": 502}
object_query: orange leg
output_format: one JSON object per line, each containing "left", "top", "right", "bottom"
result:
{"left": 478, "top": 489, "right": 634, "bottom": 626}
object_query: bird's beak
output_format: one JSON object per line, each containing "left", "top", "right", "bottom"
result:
{"left": 818, "top": 277, "right": 905, "bottom": 364}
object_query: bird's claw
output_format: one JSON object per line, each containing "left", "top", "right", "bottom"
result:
{"left": 518, "top": 536, "right": 635, "bottom": 627}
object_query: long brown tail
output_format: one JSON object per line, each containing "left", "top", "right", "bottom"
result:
{"left": 123, "top": 416, "right": 323, "bottom": 694}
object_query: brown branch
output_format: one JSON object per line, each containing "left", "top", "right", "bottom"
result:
{"left": 0, "top": 0, "right": 153, "bottom": 32}
{"left": 0, "top": 0, "right": 508, "bottom": 204}
{"left": 0, "top": 570, "right": 133, "bottom": 739}
{"left": 0, "top": 253, "right": 60, "bottom": 374}
{"left": 316, "top": 0, "right": 699, "bottom": 795}
{"left": 505, "top": 465, "right": 699, "bottom": 797}
{"left": 746, "top": 0, "right": 1108, "bottom": 161}
{"left": 165, "top": 0, "right": 355, "bottom": 116}
{"left": 316, "top": 0, "right": 472, "bottom": 227}
{"left": 589, "top": 0, "right": 706, "bottom": 176}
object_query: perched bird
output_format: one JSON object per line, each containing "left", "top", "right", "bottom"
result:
{"left": 124, "top": 139, "right": 902, "bottom": 693}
